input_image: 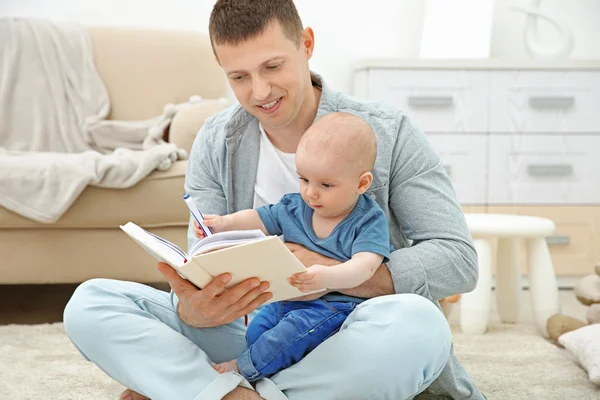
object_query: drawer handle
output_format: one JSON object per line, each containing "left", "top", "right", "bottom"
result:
{"left": 527, "top": 163, "right": 573, "bottom": 177}
{"left": 529, "top": 96, "right": 575, "bottom": 110}
{"left": 442, "top": 164, "right": 452, "bottom": 175}
{"left": 408, "top": 95, "right": 454, "bottom": 108}
{"left": 546, "top": 235, "right": 571, "bottom": 246}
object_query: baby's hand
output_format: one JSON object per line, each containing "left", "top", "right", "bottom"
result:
{"left": 193, "top": 219, "right": 208, "bottom": 238}
{"left": 289, "top": 264, "right": 329, "bottom": 292}
{"left": 193, "top": 214, "right": 226, "bottom": 238}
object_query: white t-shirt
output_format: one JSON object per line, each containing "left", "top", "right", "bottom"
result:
{"left": 253, "top": 125, "right": 299, "bottom": 209}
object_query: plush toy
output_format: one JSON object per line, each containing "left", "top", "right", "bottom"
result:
{"left": 587, "top": 303, "right": 600, "bottom": 324}
{"left": 547, "top": 314, "right": 588, "bottom": 343}
{"left": 574, "top": 274, "right": 600, "bottom": 307}
{"left": 559, "top": 323, "right": 600, "bottom": 385}
{"left": 547, "top": 263, "right": 600, "bottom": 387}
{"left": 548, "top": 265, "right": 600, "bottom": 342}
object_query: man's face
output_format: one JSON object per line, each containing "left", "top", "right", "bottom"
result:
{"left": 214, "top": 21, "right": 313, "bottom": 131}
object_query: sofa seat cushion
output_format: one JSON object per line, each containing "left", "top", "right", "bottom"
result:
{"left": 1, "top": 161, "right": 189, "bottom": 228}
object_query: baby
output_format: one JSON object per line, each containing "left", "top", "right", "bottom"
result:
{"left": 194, "top": 112, "right": 393, "bottom": 382}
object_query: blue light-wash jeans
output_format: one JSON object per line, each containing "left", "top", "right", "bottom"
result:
{"left": 239, "top": 300, "right": 355, "bottom": 382}
{"left": 63, "top": 279, "right": 452, "bottom": 400}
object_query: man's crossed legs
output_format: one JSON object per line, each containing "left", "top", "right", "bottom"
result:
{"left": 63, "top": 279, "right": 452, "bottom": 400}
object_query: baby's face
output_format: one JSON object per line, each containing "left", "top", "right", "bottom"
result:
{"left": 296, "top": 147, "right": 362, "bottom": 219}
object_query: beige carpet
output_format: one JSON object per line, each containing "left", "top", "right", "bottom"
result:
{"left": 0, "top": 322, "right": 598, "bottom": 400}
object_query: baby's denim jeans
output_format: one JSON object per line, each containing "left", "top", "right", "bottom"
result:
{"left": 237, "top": 299, "right": 356, "bottom": 382}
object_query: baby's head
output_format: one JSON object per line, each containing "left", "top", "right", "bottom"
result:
{"left": 296, "top": 112, "right": 376, "bottom": 218}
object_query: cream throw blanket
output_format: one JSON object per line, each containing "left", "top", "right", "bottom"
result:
{"left": 0, "top": 18, "right": 191, "bottom": 223}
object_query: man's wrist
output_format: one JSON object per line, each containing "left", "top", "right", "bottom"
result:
{"left": 380, "top": 262, "right": 395, "bottom": 294}
{"left": 326, "top": 258, "right": 342, "bottom": 267}
{"left": 177, "top": 301, "right": 194, "bottom": 326}
{"left": 338, "top": 263, "right": 395, "bottom": 298}
{"left": 176, "top": 301, "right": 185, "bottom": 322}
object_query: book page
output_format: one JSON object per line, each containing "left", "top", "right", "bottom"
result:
{"left": 120, "top": 222, "right": 187, "bottom": 268}
{"left": 189, "top": 229, "right": 266, "bottom": 257}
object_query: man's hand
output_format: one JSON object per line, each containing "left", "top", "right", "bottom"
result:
{"left": 157, "top": 262, "right": 272, "bottom": 328}
{"left": 285, "top": 243, "right": 395, "bottom": 299}
{"left": 290, "top": 264, "right": 330, "bottom": 292}
{"left": 285, "top": 242, "right": 340, "bottom": 268}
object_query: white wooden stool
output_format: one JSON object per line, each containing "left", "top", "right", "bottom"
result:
{"left": 461, "top": 214, "right": 561, "bottom": 337}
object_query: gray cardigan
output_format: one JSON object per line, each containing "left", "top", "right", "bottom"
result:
{"left": 185, "top": 73, "right": 484, "bottom": 399}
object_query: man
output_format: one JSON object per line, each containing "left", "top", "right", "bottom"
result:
{"left": 64, "top": 1, "right": 485, "bottom": 399}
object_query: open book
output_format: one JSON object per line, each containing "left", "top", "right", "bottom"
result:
{"left": 120, "top": 222, "right": 322, "bottom": 303}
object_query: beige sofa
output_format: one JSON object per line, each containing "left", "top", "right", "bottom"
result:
{"left": 0, "top": 26, "right": 228, "bottom": 284}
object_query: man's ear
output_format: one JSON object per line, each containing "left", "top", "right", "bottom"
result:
{"left": 357, "top": 172, "right": 373, "bottom": 194}
{"left": 302, "top": 27, "right": 315, "bottom": 59}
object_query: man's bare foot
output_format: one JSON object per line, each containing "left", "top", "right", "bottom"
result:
{"left": 222, "top": 386, "right": 264, "bottom": 400}
{"left": 119, "top": 389, "right": 150, "bottom": 400}
{"left": 214, "top": 359, "right": 239, "bottom": 374}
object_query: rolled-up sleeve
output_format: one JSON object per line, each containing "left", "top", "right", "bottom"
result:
{"left": 386, "top": 113, "right": 478, "bottom": 302}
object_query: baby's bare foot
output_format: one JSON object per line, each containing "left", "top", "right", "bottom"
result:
{"left": 222, "top": 386, "right": 264, "bottom": 400}
{"left": 214, "top": 360, "right": 239, "bottom": 374}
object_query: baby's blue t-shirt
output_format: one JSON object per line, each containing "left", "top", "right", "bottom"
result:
{"left": 256, "top": 193, "right": 393, "bottom": 303}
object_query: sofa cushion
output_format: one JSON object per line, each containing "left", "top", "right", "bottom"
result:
{"left": 0, "top": 161, "right": 189, "bottom": 229}
{"left": 169, "top": 99, "right": 229, "bottom": 153}
{"left": 89, "top": 26, "right": 226, "bottom": 121}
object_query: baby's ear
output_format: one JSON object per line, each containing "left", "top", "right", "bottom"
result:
{"left": 357, "top": 172, "right": 373, "bottom": 194}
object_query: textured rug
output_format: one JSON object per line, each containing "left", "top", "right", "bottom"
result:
{"left": 0, "top": 322, "right": 598, "bottom": 399}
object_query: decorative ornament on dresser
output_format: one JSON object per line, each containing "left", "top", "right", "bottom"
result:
{"left": 511, "top": 0, "right": 575, "bottom": 59}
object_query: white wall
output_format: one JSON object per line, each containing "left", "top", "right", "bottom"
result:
{"left": 490, "top": 0, "right": 600, "bottom": 60}
{"left": 0, "top": 0, "right": 426, "bottom": 94}
{"left": 2, "top": 0, "right": 599, "bottom": 94}
{"left": 0, "top": 0, "right": 214, "bottom": 31}
{"left": 295, "top": 0, "right": 426, "bottom": 93}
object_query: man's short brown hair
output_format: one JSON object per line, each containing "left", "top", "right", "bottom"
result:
{"left": 209, "top": 0, "right": 304, "bottom": 50}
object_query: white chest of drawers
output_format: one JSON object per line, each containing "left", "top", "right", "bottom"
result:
{"left": 353, "top": 59, "right": 600, "bottom": 276}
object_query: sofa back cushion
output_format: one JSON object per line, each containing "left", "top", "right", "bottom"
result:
{"left": 88, "top": 26, "right": 226, "bottom": 121}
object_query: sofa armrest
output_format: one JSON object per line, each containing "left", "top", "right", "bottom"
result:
{"left": 169, "top": 99, "right": 229, "bottom": 154}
